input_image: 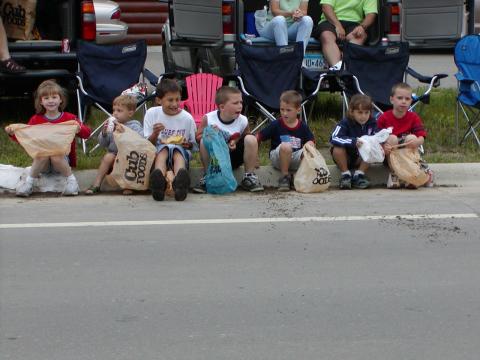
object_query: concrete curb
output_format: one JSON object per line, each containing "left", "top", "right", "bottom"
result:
{"left": 73, "top": 163, "right": 480, "bottom": 192}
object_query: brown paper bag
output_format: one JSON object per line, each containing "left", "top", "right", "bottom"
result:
{"left": 109, "top": 125, "right": 157, "bottom": 190}
{"left": 9, "top": 120, "right": 79, "bottom": 158}
{"left": 1, "top": 0, "right": 37, "bottom": 40}
{"left": 388, "top": 148, "right": 429, "bottom": 187}
{"left": 293, "top": 143, "right": 330, "bottom": 193}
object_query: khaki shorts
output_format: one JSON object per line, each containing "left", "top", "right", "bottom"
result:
{"left": 269, "top": 144, "right": 303, "bottom": 171}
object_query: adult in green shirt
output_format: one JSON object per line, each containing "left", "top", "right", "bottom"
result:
{"left": 313, "top": 0, "right": 378, "bottom": 70}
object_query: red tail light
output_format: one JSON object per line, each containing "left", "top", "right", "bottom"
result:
{"left": 222, "top": 2, "right": 234, "bottom": 34}
{"left": 111, "top": 9, "right": 121, "bottom": 20}
{"left": 81, "top": 1, "right": 96, "bottom": 41}
{"left": 389, "top": 4, "right": 400, "bottom": 35}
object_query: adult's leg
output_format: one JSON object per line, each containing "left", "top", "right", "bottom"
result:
{"left": 288, "top": 16, "right": 313, "bottom": 53}
{"left": 257, "top": 16, "right": 288, "bottom": 46}
{"left": 0, "top": 18, "right": 26, "bottom": 73}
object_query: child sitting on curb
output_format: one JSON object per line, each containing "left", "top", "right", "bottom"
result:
{"left": 330, "top": 94, "right": 376, "bottom": 189}
{"left": 257, "top": 90, "right": 315, "bottom": 191}
{"left": 192, "top": 86, "right": 264, "bottom": 193}
{"left": 144, "top": 78, "right": 197, "bottom": 201}
{"left": 85, "top": 95, "right": 143, "bottom": 195}
{"left": 377, "top": 82, "right": 431, "bottom": 189}
{"left": 5, "top": 79, "right": 91, "bottom": 197}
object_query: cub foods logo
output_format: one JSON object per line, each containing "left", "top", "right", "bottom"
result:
{"left": 312, "top": 167, "right": 330, "bottom": 185}
{"left": 124, "top": 151, "right": 148, "bottom": 185}
{"left": 0, "top": 1, "right": 27, "bottom": 26}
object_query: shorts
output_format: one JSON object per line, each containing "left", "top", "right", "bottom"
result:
{"left": 330, "top": 146, "right": 361, "bottom": 170}
{"left": 313, "top": 20, "right": 360, "bottom": 39}
{"left": 156, "top": 144, "right": 191, "bottom": 169}
{"left": 229, "top": 138, "right": 245, "bottom": 170}
{"left": 269, "top": 145, "right": 303, "bottom": 171}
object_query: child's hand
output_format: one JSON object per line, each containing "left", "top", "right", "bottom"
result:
{"left": 115, "top": 123, "right": 125, "bottom": 133}
{"left": 228, "top": 139, "right": 237, "bottom": 150}
{"left": 152, "top": 123, "right": 165, "bottom": 135}
{"left": 356, "top": 139, "right": 363, "bottom": 148}
{"left": 181, "top": 141, "right": 191, "bottom": 149}
{"left": 74, "top": 124, "right": 81, "bottom": 134}
{"left": 5, "top": 125, "right": 14, "bottom": 135}
{"left": 383, "top": 143, "right": 392, "bottom": 155}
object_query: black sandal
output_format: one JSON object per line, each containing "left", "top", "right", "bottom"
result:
{"left": 0, "top": 58, "right": 26, "bottom": 74}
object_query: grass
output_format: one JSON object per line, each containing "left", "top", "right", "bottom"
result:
{"left": 1, "top": 88, "right": 479, "bottom": 170}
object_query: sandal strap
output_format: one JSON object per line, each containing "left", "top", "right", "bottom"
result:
{"left": 0, "top": 58, "right": 26, "bottom": 73}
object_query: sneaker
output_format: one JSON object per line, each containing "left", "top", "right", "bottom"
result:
{"left": 339, "top": 173, "right": 352, "bottom": 190}
{"left": 173, "top": 168, "right": 190, "bottom": 201}
{"left": 352, "top": 173, "right": 370, "bottom": 189}
{"left": 192, "top": 176, "right": 207, "bottom": 194}
{"left": 241, "top": 173, "right": 264, "bottom": 192}
{"left": 387, "top": 172, "right": 401, "bottom": 189}
{"left": 63, "top": 176, "right": 79, "bottom": 196}
{"left": 16, "top": 177, "right": 34, "bottom": 197}
{"left": 150, "top": 169, "right": 166, "bottom": 201}
{"left": 278, "top": 175, "right": 291, "bottom": 192}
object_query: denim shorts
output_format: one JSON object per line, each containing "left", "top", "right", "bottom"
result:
{"left": 156, "top": 144, "right": 191, "bottom": 169}
{"left": 269, "top": 144, "right": 303, "bottom": 171}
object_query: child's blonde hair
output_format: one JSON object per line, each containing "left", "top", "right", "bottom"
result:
{"left": 347, "top": 94, "right": 373, "bottom": 121}
{"left": 215, "top": 86, "right": 241, "bottom": 106}
{"left": 280, "top": 90, "right": 302, "bottom": 108}
{"left": 391, "top": 82, "right": 412, "bottom": 96}
{"left": 113, "top": 94, "right": 136, "bottom": 112}
{"left": 34, "top": 79, "right": 67, "bottom": 114}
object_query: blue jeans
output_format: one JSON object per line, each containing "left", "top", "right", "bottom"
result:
{"left": 156, "top": 144, "right": 191, "bottom": 169}
{"left": 257, "top": 15, "right": 313, "bottom": 53}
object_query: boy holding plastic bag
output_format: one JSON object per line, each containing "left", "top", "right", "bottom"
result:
{"left": 377, "top": 82, "right": 432, "bottom": 189}
{"left": 85, "top": 95, "right": 145, "bottom": 195}
{"left": 330, "top": 94, "right": 376, "bottom": 189}
{"left": 257, "top": 90, "right": 316, "bottom": 191}
{"left": 144, "top": 79, "right": 197, "bottom": 201}
{"left": 5, "top": 79, "right": 91, "bottom": 197}
{"left": 193, "top": 86, "right": 263, "bottom": 194}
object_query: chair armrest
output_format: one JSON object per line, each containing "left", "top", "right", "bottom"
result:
{"left": 455, "top": 72, "right": 475, "bottom": 84}
{"left": 406, "top": 67, "right": 448, "bottom": 87}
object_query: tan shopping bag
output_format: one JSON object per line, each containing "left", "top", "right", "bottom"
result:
{"left": 109, "top": 125, "right": 157, "bottom": 190}
{"left": 388, "top": 148, "right": 429, "bottom": 187}
{"left": 293, "top": 143, "right": 330, "bottom": 193}
{"left": 1, "top": 0, "right": 37, "bottom": 40}
{"left": 9, "top": 120, "right": 79, "bottom": 158}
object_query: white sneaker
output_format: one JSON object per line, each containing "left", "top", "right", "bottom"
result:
{"left": 16, "top": 177, "right": 34, "bottom": 197}
{"left": 387, "top": 172, "right": 401, "bottom": 189}
{"left": 63, "top": 176, "right": 79, "bottom": 196}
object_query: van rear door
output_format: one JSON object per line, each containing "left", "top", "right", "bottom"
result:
{"left": 401, "top": 0, "right": 465, "bottom": 43}
{"left": 171, "top": 0, "right": 223, "bottom": 45}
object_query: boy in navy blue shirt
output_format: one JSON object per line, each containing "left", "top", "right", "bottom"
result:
{"left": 257, "top": 90, "right": 315, "bottom": 191}
{"left": 330, "top": 94, "right": 376, "bottom": 189}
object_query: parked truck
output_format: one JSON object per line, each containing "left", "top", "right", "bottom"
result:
{"left": 161, "top": 0, "right": 477, "bottom": 77}
{"left": 0, "top": 0, "right": 128, "bottom": 96}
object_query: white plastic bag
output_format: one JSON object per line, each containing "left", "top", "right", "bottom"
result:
{"left": 294, "top": 143, "right": 330, "bottom": 193}
{"left": 358, "top": 128, "right": 392, "bottom": 163}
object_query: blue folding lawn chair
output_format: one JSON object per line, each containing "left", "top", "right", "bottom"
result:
{"left": 76, "top": 40, "right": 158, "bottom": 153}
{"left": 454, "top": 34, "right": 480, "bottom": 146}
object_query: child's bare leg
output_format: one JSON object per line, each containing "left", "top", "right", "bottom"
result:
{"left": 331, "top": 147, "right": 349, "bottom": 172}
{"left": 243, "top": 134, "right": 259, "bottom": 173}
{"left": 358, "top": 160, "right": 369, "bottom": 173}
{"left": 50, "top": 155, "right": 72, "bottom": 177}
{"left": 199, "top": 140, "right": 209, "bottom": 172}
{"left": 172, "top": 150, "right": 186, "bottom": 174}
{"left": 92, "top": 152, "right": 116, "bottom": 187}
{"left": 278, "top": 142, "right": 293, "bottom": 176}
{"left": 154, "top": 148, "right": 169, "bottom": 175}
{"left": 30, "top": 156, "right": 50, "bottom": 177}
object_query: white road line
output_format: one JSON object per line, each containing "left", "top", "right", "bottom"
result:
{"left": 0, "top": 213, "right": 477, "bottom": 229}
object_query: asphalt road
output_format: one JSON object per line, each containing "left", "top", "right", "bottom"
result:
{"left": 1, "top": 187, "right": 480, "bottom": 360}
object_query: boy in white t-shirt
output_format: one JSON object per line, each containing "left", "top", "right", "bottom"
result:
{"left": 192, "top": 86, "right": 264, "bottom": 193}
{"left": 144, "top": 78, "right": 197, "bottom": 201}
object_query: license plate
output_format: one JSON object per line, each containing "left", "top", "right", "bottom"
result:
{"left": 303, "top": 53, "right": 326, "bottom": 71}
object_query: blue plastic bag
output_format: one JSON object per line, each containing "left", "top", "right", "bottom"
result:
{"left": 202, "top": 126, "right": 237, "bottom": 194}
